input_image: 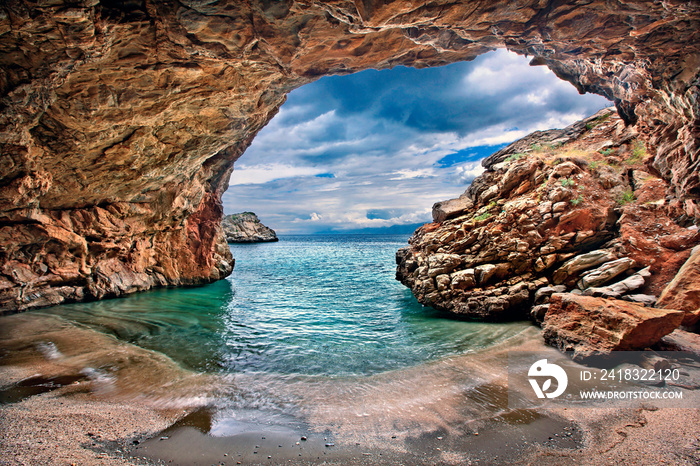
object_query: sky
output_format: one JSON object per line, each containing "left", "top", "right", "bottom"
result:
{"left": 222, "top": 50, "right": 611, "bottom": 234}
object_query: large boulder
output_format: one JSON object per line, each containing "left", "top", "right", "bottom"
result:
{"left": 656, "top": 246, "right": 700, "bottom": 326}
{"left": 432, "top": 195, "right": 474, "bottom": 223}
{"left": 543, "top": 293, "right": 684, "bottom": 361}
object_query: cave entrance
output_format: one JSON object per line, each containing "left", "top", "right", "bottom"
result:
{"left": 222, "top": 50, "right": 610, "bottom": 235}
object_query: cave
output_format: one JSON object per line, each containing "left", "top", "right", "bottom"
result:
{"left": 0, "top": 0, "right": 698, "bottom": 312}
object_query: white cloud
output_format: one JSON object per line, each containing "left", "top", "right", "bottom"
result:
{"left": 462, "top": 49, "right": 550, "bottom": 95}
{"left": 223, "top": 49, "right": 611, "bottom": 233}
{"left": 229, "top": 163, "right": 325, "bottom": 185}
{"left": 389, "top": 168, "right": 436, "bottom": 180}
{"left": 454, "top": 162, "right": 485, "bottom": 184}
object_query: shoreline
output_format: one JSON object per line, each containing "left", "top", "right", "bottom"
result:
{"left": 1, "top": 318, "right": 698, "bottom": 465}
{"left": 2, "top": 372, "right": 698, "bottom": 465}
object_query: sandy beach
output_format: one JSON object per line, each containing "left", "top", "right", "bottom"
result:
{"left": 1, "top": 311, "right": 698, "bottom": 466}
{"left": 2, "top": 371, "right": 698, "bottom": 465}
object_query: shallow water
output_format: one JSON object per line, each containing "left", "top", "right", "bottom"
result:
{"left": 1, "top": 235, "right": 539, "bottom": 444}
{"left": 34, "top": 235, "right": 530, "bottom": 377}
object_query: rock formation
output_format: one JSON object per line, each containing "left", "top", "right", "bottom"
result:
{"left": 656, "top": 246, "right": 700, "bottom": 327}
{"left": 1, "top": 1, "right": 699, "bottom": 311}
{"left": 542, "top": 293, "right": 684, "bottom": 361}
{"left": 222, "top": 212, "right": 278, "bottom": 243}
{"left": 396, "top": 108, "right": 700, "bottom": 328}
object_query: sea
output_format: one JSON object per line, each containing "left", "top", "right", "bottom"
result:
{"left": 2, "top": 234, "right": 541, "bottom": 442}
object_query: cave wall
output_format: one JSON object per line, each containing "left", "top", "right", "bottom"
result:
{"left": 0, "top": 0, "right": 698, "bottom": 311}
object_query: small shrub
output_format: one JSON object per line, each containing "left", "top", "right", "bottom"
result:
{"left": 474, "top": 212, "right": 491, "bottom": 222}
{"left": 506, "top": 152, "right": 524, "bottom": 162}
{"left": 617, "top": 188, "right": 635, "bottom": 205}
{"left": 570, "top": 194, "right": 584, "bottom": 206}
{"left": 589, "top": 161, "right": 598, "bottom": 169}
{"left": 561, "top": 177, "right": 574, "bottom": 187}
{"left": 627, "top": 140, "right": 647, "bottom": 164}
{"left": 487, "top": 201, "right": 497, "bottom": 210}
{"left": 599, "top": 148, "right": 614, "bottom": 156}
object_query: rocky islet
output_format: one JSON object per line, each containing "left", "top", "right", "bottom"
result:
{"left": 221, "top": 212, "right": 278, "bottom": 243}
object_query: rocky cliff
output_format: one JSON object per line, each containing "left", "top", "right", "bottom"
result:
{"left": 0, "top": 1, "right": 698, "bottom": 311}
{"left": 222, "top": 212, "right": 278, "bottom": 243}
{"left": 396, "top": 108, "right": 700, "bottom": 356}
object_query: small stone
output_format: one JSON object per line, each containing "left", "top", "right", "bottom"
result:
{"left": 325, "top": 443, "right": 335, "bottom": 447}
{"left": 300, "top": 436, "right": 307, "bottom": 441}
{"left": 160, "top": 436, "right": 169, "bottom": 441}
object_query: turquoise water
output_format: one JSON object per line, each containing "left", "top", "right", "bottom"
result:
{"left": 35, "top": 235, "right": 529, "bottom": 378}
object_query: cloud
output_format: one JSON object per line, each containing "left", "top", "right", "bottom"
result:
{"left": 389, "top": 168, "right": 436, "bottom": 180}
{"left": 453, "top": 162, "right": 486, "bottom": 184}
{"left": 223, "top": 50, "right": 612, "bottom": 234}
{"left": 229, "top": 163, "right": 325, "bottom": 185}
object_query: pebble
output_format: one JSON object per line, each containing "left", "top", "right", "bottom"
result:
{"left": 300, "top": 436, "right": 307, "bottom": 441}
{"left": 325, "top": 443, "right": 335, "bottom": 447}
{"left": 268, "top": 455, "right": 272, "bottom": 459}
{"left": 160, "top": 436, "right": 168, "bottom": 441}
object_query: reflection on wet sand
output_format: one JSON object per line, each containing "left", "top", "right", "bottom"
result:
{"left": 2, "top": 309, "right": 698, "bottom": 465}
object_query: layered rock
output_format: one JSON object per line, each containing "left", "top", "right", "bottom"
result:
{"left": 222, "top": 212, "right": 278, "bottom": 243}
{"left": 656, "top": 246, "right": 700, "bottom": 326}
{"left": 542, "top": 293, "right": 684, "bottom": 361}
{"left": 396, "top": 109, "right": 700, "bottom": 321}
{"left": 1, "top": 1, "right": 699, "bottom": 311}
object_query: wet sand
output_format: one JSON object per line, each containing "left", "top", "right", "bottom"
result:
{"left": 1, "top": 311, "right": 699, "bottom": 466}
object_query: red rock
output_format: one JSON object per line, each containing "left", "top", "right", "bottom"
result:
{"left": 617, "top": 205, "right": 700, "bottom": 295}
{"left": 0, "top": 2, "right": 699, "bottom": 310}
{"left": 543, "top": 293, "right": 684, "bottom": 361}
{"left": 656, "top": 246, "right": 700, "bottom": 326}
